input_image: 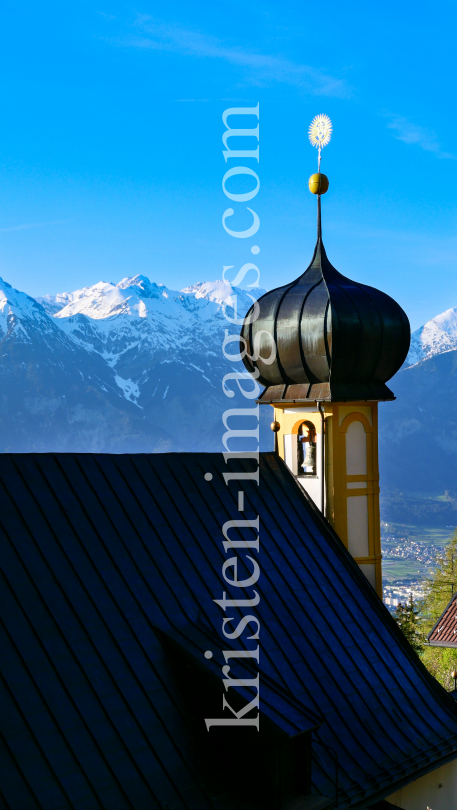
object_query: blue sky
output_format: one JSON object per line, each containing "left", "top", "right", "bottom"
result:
{"left": 0, "top": 1, "right": 456, "bottom": 330}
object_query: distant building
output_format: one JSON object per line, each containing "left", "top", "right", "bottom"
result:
{"left": 428, "top": 592, "right": 457, "bottom": 647}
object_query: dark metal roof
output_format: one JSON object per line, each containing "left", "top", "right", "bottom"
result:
{"left": 241, "top": 202, "right": 410, "bottom": 399}
{"left": 256, "top": 382, "right": 395, "bottom": 405}
{"left": 428, "top": 592, "right": 457, "bottom": 647}
{"left": 0, "top": 452, "right": 456, "bottom": 809}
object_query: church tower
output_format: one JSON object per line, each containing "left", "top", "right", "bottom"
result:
{"left": 241, "top": 116, "right": 410, "bottom": 597}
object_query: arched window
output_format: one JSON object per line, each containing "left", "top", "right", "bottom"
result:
{"left": 297, "top": 421, "right": 317, "bottom": 476}
{"left": 345, "top": 420, "right": 367, "bottom": 475}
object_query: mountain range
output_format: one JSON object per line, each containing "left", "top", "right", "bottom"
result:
{"left": 0, "top": 274, "right": 270, "bottom": 453}
{"left": 380, "top": 306, "right": 457, "bottom": 500}
{"left": 3, "top": 271, "right": 457, "bottom": 508}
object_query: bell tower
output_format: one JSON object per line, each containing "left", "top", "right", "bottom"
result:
{"left": 241, "top": 116, "right": 410, "bottom": 597}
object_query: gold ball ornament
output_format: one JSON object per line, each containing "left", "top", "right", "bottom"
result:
{"left": 270, "top": 421, "right": 280, "bottom": 433}
{"left": 308, "top": 173, "right": 329, "bottom": 195}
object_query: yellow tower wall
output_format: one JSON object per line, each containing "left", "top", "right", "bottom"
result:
{"left": 273, "top": 401, "right": 382, "bottom": 597}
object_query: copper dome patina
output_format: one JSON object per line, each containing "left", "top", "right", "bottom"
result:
{"left": 241, "top": 200, "right": 411, "bottom": 402}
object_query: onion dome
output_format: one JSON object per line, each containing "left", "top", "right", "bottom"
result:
{"left": 241, "top": 198, "right": 411, "bottom": 402}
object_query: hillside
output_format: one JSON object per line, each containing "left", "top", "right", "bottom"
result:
{"left": 379, "top": 348, "right": 457, "bottom": 497}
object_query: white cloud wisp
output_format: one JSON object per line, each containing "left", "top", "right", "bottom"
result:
{"left": 113, "top": 15, "right": 351, "bottom": 99}
{"left": 385, "top": 113, "right": 456, "bottom": 160}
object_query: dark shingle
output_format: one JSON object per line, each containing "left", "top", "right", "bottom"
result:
{"left": 428, "top": 592, "right": 457, "bottom": 647}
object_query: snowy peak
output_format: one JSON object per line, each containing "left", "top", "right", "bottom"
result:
{"left": 49, "top": 277, "right": 182, "bottom": 321}
{"left": 55, "top": 282, "right": 136, "bottom": 320}
{"left": 0, "top": 277, "right": 54, "bottom": 338}
{"left": 37, "top": 283, "right": 115, "bottom": 316}
{"left": 0, "top": 277, "right": 44, "bottom": 315}
{"left": 37, "top": 290, "right": 77, "bottom": 315}
{"left": 405, "top": 306, "right": 457, "bottom": 367}
{"left": 116, "top": 275, "right": 165, "bottom": 299}
{"left": 182, "top": 279, "right": 241, "bottom": 303}
{"left": 180, "top": 280, "right": 266, "bottom": 322}
{"left": 181, "top": 279, "right": 266, "bottom": 307}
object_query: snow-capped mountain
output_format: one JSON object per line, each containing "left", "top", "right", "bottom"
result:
{"left": 404, "top": 307, "right": 457, "bottom": 367}
{"left": 379, "top": 302, "right": 457, "bottom": 498}
{"left": 37, "top": 290, "right": 77, "bottom": 316}
{"left": 0, "top": 274, "right": 269, "bottom": 453}
{"left": 48, "top": 276, "right": 265, "bottom": 404}
{"left": 1, "top": 279, "right": 64, "bottom": 342}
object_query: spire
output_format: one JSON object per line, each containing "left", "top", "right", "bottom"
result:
{"left": 308, "top": 113, "right": 331, "bottom": 241}
{"left": 239, "top": 113, "right": 411, "bottom": 399}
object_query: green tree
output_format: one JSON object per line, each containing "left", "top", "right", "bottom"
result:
{"left": 421, "top": 530, "right": 457, "bottom": 689}
{"left": 394, "top": 593, "right": 423, "bottom": 654}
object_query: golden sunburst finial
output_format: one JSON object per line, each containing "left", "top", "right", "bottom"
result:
{"left": 308, "top": 114, "right": 332, "bottom": 174}
{"left": 308, "top": 114, "right": 332, "bottom": 149}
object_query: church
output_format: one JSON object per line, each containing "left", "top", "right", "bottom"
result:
{"left": 1, "top": 122, "right": 457, "bottom": 809}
